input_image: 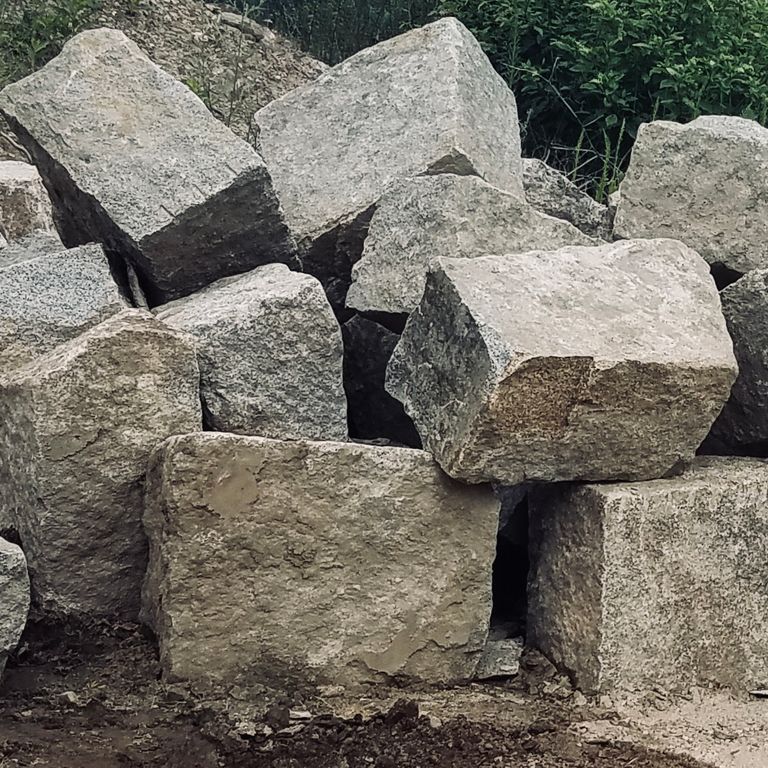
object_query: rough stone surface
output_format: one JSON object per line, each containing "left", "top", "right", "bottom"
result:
{"left": 156, "top": 264, "right": 347, "bottom": 440}
{"left": 0, "top": 230, "right": 64, "bottom": 267}
{"left": 474, "top": 637, "right": 523, "bottom": 680}
{"left": 614, "top": 116, "right": 768, "bottom": 274}
{"left": 0, "top": 28, "right": 296, "bottom": 304}
{"left": 347, "top": 174, "right": 594, "bottom": 315}
{"left": 0, "top": 310, "right": 202, "bottom": 618}
{"left": 141, "top": 432, "right": 499, "bottom": 689}
{"left": 0, "top": 243, "right": 128, "bottom": 370}
{"left": 705, "top": 270, "right": 768, "bottom": 452}
{"left": 386, "top": 239, "right": 737, "bottom": 484}
{"left": 522, "top": 159, "right": 613, "bottom": 240}
{"left": 528, "top": 457, "right": 768, "bottom": 695}
{"left": 0, "top": 161, "right": 57, "bottom": 242}
{"left": 254, "top": 18, "right": 523, "bottom": 306}
{"left": 341, "top": 315, "right": 420, "bottom": 446}
{"left": 0, "top": 538, "right": 29, "bottom": 677}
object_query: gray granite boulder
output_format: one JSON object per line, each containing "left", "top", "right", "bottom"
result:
{"left": 141, "top": 432, "right": 499, "bottom": 690}
{"left": 341, "top": 314, "right": 420, "bottom": 446}
{"left": 0, "top": 28, "right": 296, "bottom": 304}
{"left": 0, "top": 160, "right": 58, "bottom": 243}
{"left": 528, "top": 457, "right": 768, "bottom": 695}
{"left": 614, "top": 116, "right": 768, "bottom": 275}
{"left": 254, "top": 18, "right": 523, "bottom": 306}
{"left": 0, "top": 310, "right": 202, "bottom": 618}
{"left": 706, "top": 269, "right": 768, "bottom": 451}
{"left": 0, "top": 243, "right": 128, "bottom": 370}
{"left": 522, "top": 159, "right": 612, "bottom": 240}
{"left": 156, "top": 264, "right": 347, "bottom": 440}
{"left": 386, "top": 239, "right": 737, "bottom": 484}
{"left": 0, "top": 230, "right": 64, "bottom": 267}
{"left": 0, "top": 538, "right": 29, "bottom": 678}
{"left": 346, "top": 174, "right": 595, "bottom": 315}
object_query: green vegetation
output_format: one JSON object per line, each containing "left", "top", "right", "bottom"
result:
{"left": 0, "top": 0, "right": 101, "bottom": 87}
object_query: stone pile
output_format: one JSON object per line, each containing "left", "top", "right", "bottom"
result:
{"left": 0, "top": 17, "right": 764, "bottom": 703}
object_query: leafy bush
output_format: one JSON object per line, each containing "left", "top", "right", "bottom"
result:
{"left": 0, "top": 0, "right": 101, "bottom": 87}
{"left": 439, "top": 0, "right": 768, "bottom": 196}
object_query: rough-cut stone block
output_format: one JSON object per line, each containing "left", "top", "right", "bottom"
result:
{"left": 254, "top": 18, "right": 523, "bottom": 305}
{"left": 0, "top": 161, "right": 58, "bottom": 242}
{"left": 0, "top": 538, "right": 29, "bottom": 677}
{"left": 0, "top": 230, "right": 64, "bottom": 267}
{"left": 0, "top": 29, "right": 296, "bottom": 304}
{"left": 706, "top": 270, "right": 768, "bottom": 452}
{"left": 614, "top": 116, "right": 768, "bottom": 275}
{"left": 0, "top": 310, "right": 202, "bottom": 618}
{"left": 156, "top": 264, "right": 347, "bottom": 440}
{"left": 386, "top": 239, "right": 737, "bottom": 484}
{"left": 347, "top": 174, "right": 594, "bottom": 315}
{"left": 0, "top": 243, "right": 128, "bottom": 370}
{"left": 528, "top": 457, "right": 768, "bottom": 695}
{"left": 522, "top": 159, "right": 612, "bottom": 240}
{"left": 141, "top": 433, "right": 499, "bottom": 689}
{"left": 341, "top": 315, "right": 420, "bottom": 446}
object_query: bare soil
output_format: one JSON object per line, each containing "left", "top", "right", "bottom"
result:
{"left": 0, "top": 620, "right": 715, "bottom": 768}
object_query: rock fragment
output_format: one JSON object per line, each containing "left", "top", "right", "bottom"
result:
{"left": 254, "top": 18, "right": 523, "bottom": 305}
{"left": 705, "top": 269, "right": 768, "bottom": 452}
{"left": 0, "top": 230, "right": 65, "bottom": 267}
{"left": 0, "top": 160, "right": 58, "bottom": 242}
{"left": 0, "top": 28, "right": 296, "bottom": 304}
{"left": 522, "top": 159, "right": 613, "bottom": 240}
{"left": 614, "top": 116, "right": 768, "bottom": 275}
{"left": 386, "top": 239, "right": 737, "bottom": 484}
{"left": 346, "top": 174, "right": 594, "bottom": 315}
{"left": 528, "top": 457, "right": 768, "bottom": 694}
{"left": 341, "top": 314, "right": 420, "bottom": 446}
{"left": 0, "top": 538, "right": 29, "bottom": 677}
{"left": 0, "top": 243, "right": 128, "bottom": 370}
{"left": 156, "top": 264, "right": 347, "bottom": 440}
{"left": 141, "top": 433, "right": 499, "bottom": 689}
{"left": 0, "top": 310, "right": 202, "bottom": 618}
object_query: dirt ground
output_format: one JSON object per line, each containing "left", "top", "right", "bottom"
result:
{"left": 0, "top": 620, "right": 732, "bottom": 768}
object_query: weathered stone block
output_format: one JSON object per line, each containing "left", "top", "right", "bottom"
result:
{"left": 0, "top": 160, "right": 58, "bottom": 242}
{"left": 347, "top": 174, "right": 594, "bottom": 315}
{"left": 0, "top": 310, "right": 202, "bottom": 618}
{"left": 156, "top": 264, "right": 346, "bottom": 440}
{"left": 141, "top": 433, "right": 499, "bottom": 689}
{"left": 341, "top": 314, "right": 420, "bottom": 446}
{"left": 0, "top": 243, "right": 128, "bottom": 370}
{"left": 706, "top": 270, "right": 768, "bottom": 451}
{"left": 614, "top": 116, "right": 768, "bottom": 275}
{"left": 522, "top": 159, "right": 612, "bottom": 240}
{"left": 0, "top": 538, "right": 29, "bottom": 678}
{"left": 528, "top": 457, "right": 768, "bottom": 695}
{"left": 254, "top": 18, "right": 523, "bottom": 305}
{"left": 0, "top": 29, "right": 296, "bottom": 304}
{"left": 0, "top": 230, "right": 64, "bottom": 267}
{"left": 386, "top": 239, "right": 737, "bottom": 484}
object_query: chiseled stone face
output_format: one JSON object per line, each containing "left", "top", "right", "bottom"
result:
{"left": 0, "top": 29, "right": 296, "bottom": 304}
{"left": 156, "top": 264, "right": 347, "bottom": 441}
{"left": 346, "top": 174, "right": 595, "bottom": 316}
{"left": 386, "top": 239, "right": 737, "bottom": 485}
{"left": 528, "top": 457, "right": 768, "bottom": 695}
{"left": 0, "top": 538, "right": 30, "bottom": 678}
{"left": 254, "top": 18, "right": 523, "bottom": 306}
{"left": 141, "top": 432, "right": 499, "bottom": 690}
{"left": 0, "top": 310, "right": 202, "bottom": 618}
{"left": 0, "top": 243, "right": 128, "bottom": 371}
{"left": 614, "top": 116, "right": 768, "bottom": 275}
{"left": 0, "top": 160, "right": 58, "bottom": 243}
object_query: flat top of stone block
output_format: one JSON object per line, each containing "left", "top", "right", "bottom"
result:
{"left": 437, "top": 239, "right": 733, "bottom": 368}
{"left": 0, "top": 161, "right": 40, "bottom": 181}
{"left": 254, "top": 17, "right": 522, "bottom": 243}
{"left": 0, "top": 230, "right": 63, "bottom": 267}
{"left": 647, "top": 115, "right": 768, "bottom": 143}
{"left": 0, "top": 28, "right": 266, "bottom": 244}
